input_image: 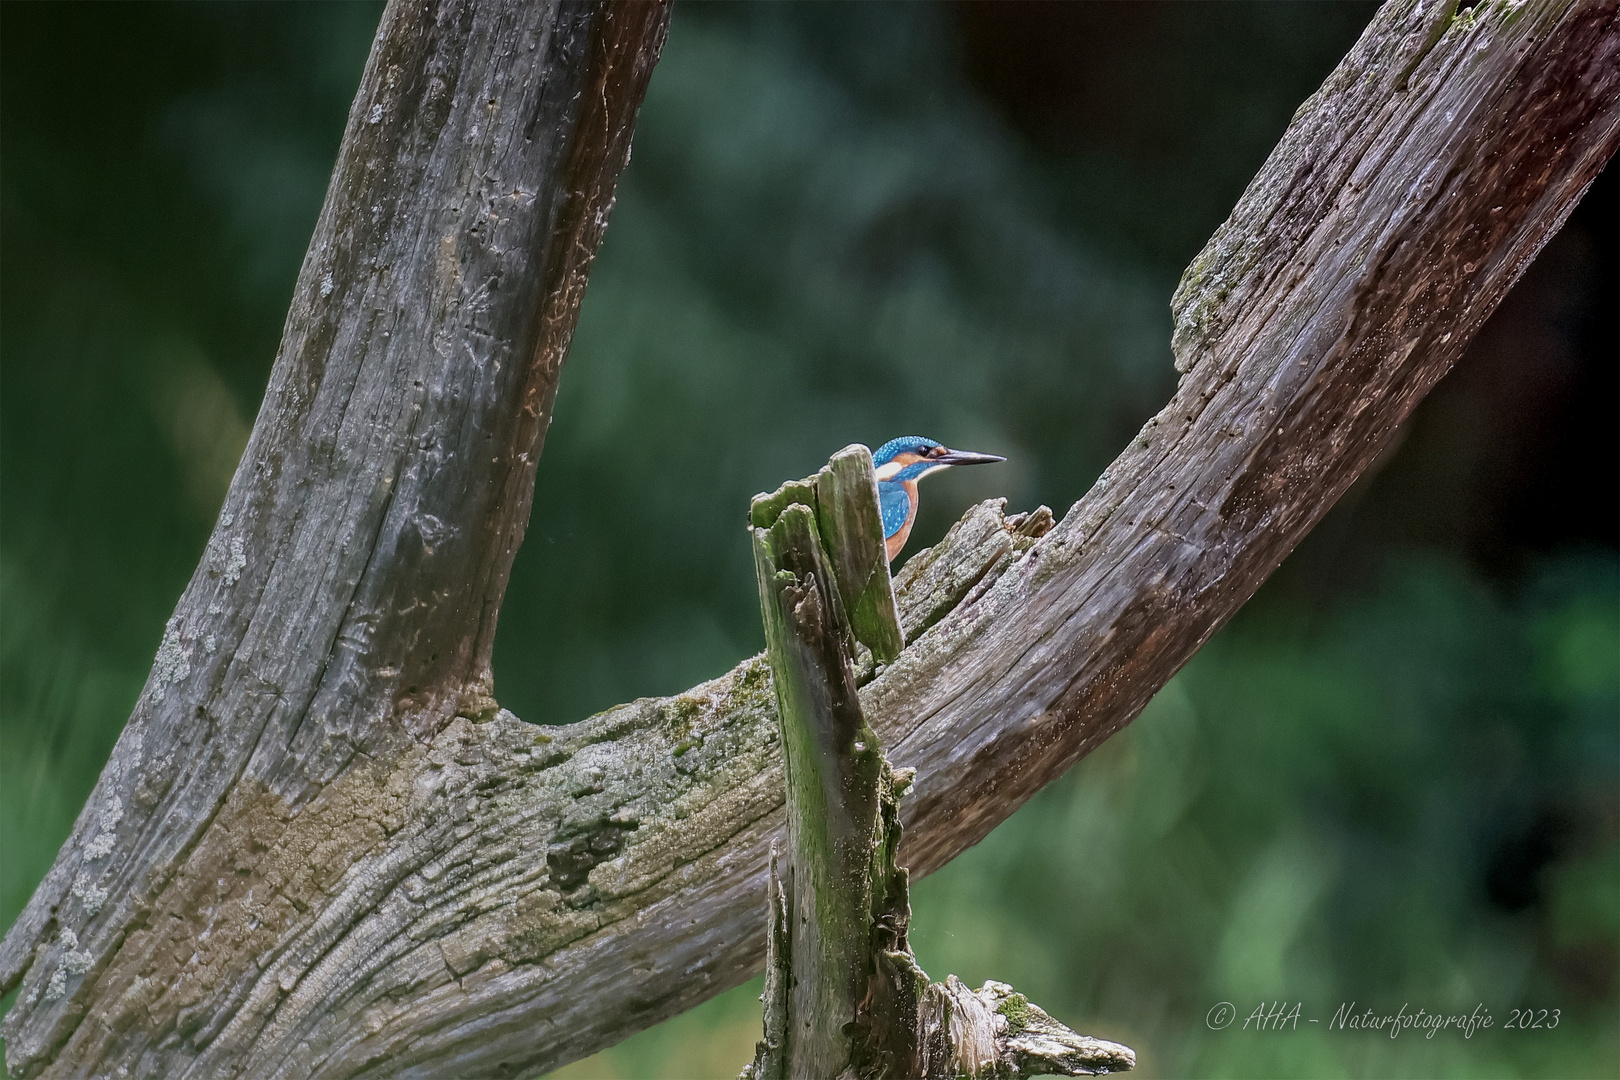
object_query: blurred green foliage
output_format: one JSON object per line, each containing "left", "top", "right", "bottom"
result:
{"left": 1, "top": 3, "right": 1613, "bottom": 1077}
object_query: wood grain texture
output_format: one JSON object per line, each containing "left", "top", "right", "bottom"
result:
{"left": 750, "top": 480, "right": 895, "bottom": 1079}
{"left": 0, "top": 0, "right": 671, "bottom": 1076}
{"left": 746, "top": 456, "right": 1129, "bottom": 1079}
{"left": 2, "top": 0, "right": 1615, "bottom": 1077}
{"left": 879, "top": 0, "right": 1620, "bottom": 877}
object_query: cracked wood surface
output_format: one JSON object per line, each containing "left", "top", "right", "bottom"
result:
{"left": 3, "top": 0, "right": 1618, "bottom": 1077}
{"left": 0, "top": 0, "right": 673, "bottom": 1075}
{"left": 744, "top": 452, "right": 1133, "bottom": 1079}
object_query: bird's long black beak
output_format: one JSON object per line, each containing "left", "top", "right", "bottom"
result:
{"left": 936, "top": 449, "right": 1006, "bottom": 467}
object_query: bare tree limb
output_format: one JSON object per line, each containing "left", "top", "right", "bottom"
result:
{"left": 2, "top": 0, "right": 1616, "bottom": 1077}
{"left": 0, "top": 0, "right": 671, "bottom": 1075}
{"left": 918, "top": 978, "right": 1137, "bottom": 1080}
{"left": 880, "top": 0, "right": 1620, "bottom": 878}
{"left": 744, "top": 447, "right": 1133, "bottom": 1079}
{"left": 747, "top": 449, "right": 917, "bottom": 1079}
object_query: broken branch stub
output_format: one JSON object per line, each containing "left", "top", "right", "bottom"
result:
{"left": 815, "top": 446, "right": 905, "bottom": 664}
{"left": 746, "top": 452, "right": 1133, "bottom": 1079}
{"left": 749, "top": 459, "right": 900, "bottom": 1078}
{"left": 750, "top": 444, "right": 904, "bottom": 663}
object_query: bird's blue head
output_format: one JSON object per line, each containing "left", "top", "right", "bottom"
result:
{"left": 873, "top": 436, "right": 1004, "bottom": 484}
{"left": 872, "top": 436, "right": 1005, "bottom": 560}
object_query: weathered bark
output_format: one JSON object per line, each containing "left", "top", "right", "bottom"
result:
{"left": 0, "top": 0, "right": 672, "bottom": 1076}
{"left": 2, "top": 0, "right": 1616, "bottom": 1077}
{"left": 748, "top": 449, "right": 904, "bottom": 1079}
{"left": 915, "top": 978, "right": 1136, "bottom": 1080}
{"left": 744, "top": 448, "right": 1132, "bottom": 1079}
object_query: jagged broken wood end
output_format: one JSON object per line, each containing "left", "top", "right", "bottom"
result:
{"left": 742, "top": 971, "right": 1133, "bottom": 1080}
{"left": 750, "top": 443, "right": 904, "bottom": 663}
{"left": 920, "top": 976, "right": 1135, "bottom": 1079}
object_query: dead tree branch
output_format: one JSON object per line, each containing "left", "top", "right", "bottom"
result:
{"left": 744, "top": 447, "right": 1133, "bottom": 1079}
{"left": 1, "top": 0, "right": 671, "bottom": 1075}
{"left": 2, "top": 0, "right": 1616, "bottom": 1077}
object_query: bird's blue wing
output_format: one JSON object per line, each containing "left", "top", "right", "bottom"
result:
{"left": 878, "top": 481, "right": 912, "bottom": 540}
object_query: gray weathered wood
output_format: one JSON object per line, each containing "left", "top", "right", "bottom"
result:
{"left": 745, "top": 459, "right": 1130, "bottom": 1079}
{"left": 879, "top": 0, "right": 1620, "bottom": 877}
{"left": 917, "top": 978, "right": 1137, "bottom": 1080}
{"left": 749, "top": 477, "right": 895, "bottom": 1078}
{"left": 0, "top": 0, "right": 671, "bottom": 1076}
{"left": 750, "top": 846, "right": 793, "bottom": 1080}
{"left": 2, "top": 0, "right": 1616, "bottom": 1077}
{"left": 813, "top": 446, "right": 905, "bottom": 663}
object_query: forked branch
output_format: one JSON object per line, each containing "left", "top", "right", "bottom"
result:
{"left": 2, "top": 0, "right": 1616, "bottom": 1077}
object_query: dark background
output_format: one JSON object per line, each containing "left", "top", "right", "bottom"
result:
{"left": 2, "top": 3, "right": 1614, "bottom": 1076}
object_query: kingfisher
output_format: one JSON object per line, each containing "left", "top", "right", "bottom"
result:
{"left": 874, "top": 436, "right": 1005, "bottom": 562}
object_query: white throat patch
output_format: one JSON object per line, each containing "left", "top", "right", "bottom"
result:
{"left": 875, "top": 460, "right": 953, "bottom": 482}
